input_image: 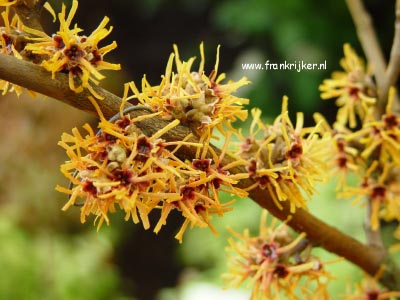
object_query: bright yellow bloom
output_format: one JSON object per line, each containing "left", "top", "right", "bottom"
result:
{"left": 57, "top": 102, "right": 178, "bottom": 230}
{"left": 224, "top": 210, "right": 336, "bottom": 300}
{"left": 343, "top": 275, "right": 400, "bottom": 300}
{"left": 237, "top": 97, "right": 332, "bottom": 212}
{"left": 340, "top": 160, "right": 400, "bottom": 230}
{"left": 57, "top": 93, "right": 248, "bottom": 242}
{"left": 154, "top": 131, "right": 249, "bottom": 242}
{"left": 126, "top": 43, "right": 250, "bottom": 139}
{"left": 314, "top": 113, "right": 360, "bottom": 191}
{"left": 0, "top": 0, "right": 16, "bottom": 6}
{"left": 319, "top": 44, "right": 376, "bottom": 128}
{"left": 0, "top": 7, "right": 31, "bottom": 96}
{"left": 354, "top": 88, "right": 400, "bottom": 166}
{"left": 24, "top": 0, "right": 120, "bottom": 98}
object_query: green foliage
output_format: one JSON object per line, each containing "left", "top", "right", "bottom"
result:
{"left": 0, "top": 217, "right": 119, "bottom": 300}
{"left": 212, "top": 0, "right": 356, "bottom": 118}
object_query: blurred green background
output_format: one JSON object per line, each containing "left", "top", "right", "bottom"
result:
{"left": 0, "top": 0, "right": 397, "bottom": 299}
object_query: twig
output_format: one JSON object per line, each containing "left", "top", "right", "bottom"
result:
{"left": 381, "top": 0, "right": 400, "bottom": 113}
{"left": 345, "top": 0, "right": 387, "bottom": 106}
{"left": 0, "top": 52, "right": 399, "bottom": 290}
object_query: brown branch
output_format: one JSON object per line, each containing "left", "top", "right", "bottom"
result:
{"left": 345, "top": 0, "right": 388, "bottom": 111}
{"left": 381, "top": 0, "right": 400, "bottom": 113}
{"left": 0, "top": 53, "right": 400, "bottom": 290}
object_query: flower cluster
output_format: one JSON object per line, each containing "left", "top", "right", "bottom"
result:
{"left": 23, "top": 0, "right": 120, "bottom": 98}
{"left": 317, "top": 44, "right": 400, "bottom": 234}
{"left": 57, "top": 97, "right": 248, "bottom": 242}
{"left": 324, "top": 88, "right": 400, "bottom": 231}
{"left": 343, "top": 275, "right": 400, "bottom": 300}
{"left": 0, "top": 7, "right": 26, "bottom": 96}
{"left": 313, "top": 114, "right": 360, "bottom": 191}
{"left": 356, "top": 89, "right": 400, "bottom": 165}
{"left": 236, "top": 97, "right": 331, "bottom": 212}
{"left": 319, "top": 43, "right": 376, "bottom": 128}
{"left": 125, "top": 43, "right": 250, "bottom": 139}
{"left": 224, "top": 210, "right": 335, "bottom": 300}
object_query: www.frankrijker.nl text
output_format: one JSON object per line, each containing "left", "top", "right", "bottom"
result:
{"left": 241, "top": 60, "right": 327, "bottom": 72}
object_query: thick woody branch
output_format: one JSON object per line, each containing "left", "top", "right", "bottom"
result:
{"left": 0, "top": 53, "right": 399, "bottom": 289}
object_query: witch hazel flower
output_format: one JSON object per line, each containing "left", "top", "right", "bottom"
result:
{"left": 237, "top": 96, "right": 332, "bottom": 212}
{"left": 0, "top": 7, "right": 30, "bottom": 96}
{"left": 313, "top": 113, "right": 360, "bottom": 191}
{"left": 154, "top": 131, "right": 249, "bottom": 242}
{"left": 224, "top": 210, "right": 337, "bottom": 300}
{"left": 340, "top": 160, "right": 400, "bottom": 231}
{"left": 125, "top": 42, "right": 250, "bottom": 139}
{"left": 57, "top": 98, "right": 186, "bottom": 230}
{"left": 319, "top": 43, "right": 376, "bottom": 128}
{"left": 23, "top": 0, "right": 120, "bottom": 98}
{"left": 57, "top": 92, "right": 249, "bottom": 242}
{"left": 355, "top": 88, "right": 400, "bottom": 165}
{"left": 343, "top": 274, "right": 400, "bottom": 300}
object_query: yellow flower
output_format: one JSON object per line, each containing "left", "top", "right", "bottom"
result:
{"left": 238, "top": 97, "right": 332, "bottom": 212}
{"left": 224, "top": 210, "right": 335, "bottom": 300}
{"left": 343, "top": 275, "right": 400, "bottom": 300}
{"left": 23, "top": 0, "right": 120, "bottom": 98}
{"left": 57, "top": 94, "right": 248, "bottom": 242}
{"left": 0, "top": 7, "right": 32, "bottom": 96}
{"left": 354, "top": 88, "right": 400, "bottom": 166}
{"left": 154, "top": 131, "right": 249, "bottom": 242}
{"left": 57, "top": 98, "right": 190, "bottom": 230}
{"left": 126, "top": 43, "right": 250, "bottom": 139}
{"left": 0, "top": 0, "right": 16, "bottom": 6}
{"left": 319, "top": 43, "right": 376, "bottom": 128}
{"left": 340, "top": 161, "right": 400, "bottom": 230}
{"left": 314, "top": 113, "right": 360, "bottom": 191}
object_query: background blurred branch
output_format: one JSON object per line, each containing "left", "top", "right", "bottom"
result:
{"left": 345, "top": 0, "right": 386, "bottom": 80}
{"left": 381, "top": 0, "right": 400, "bottom": 112}
{"left": 346, "top": 0, "right": 400, "bottom": 114}
{"left": 0, "top": 52, "right": 399, "bottom": 290}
